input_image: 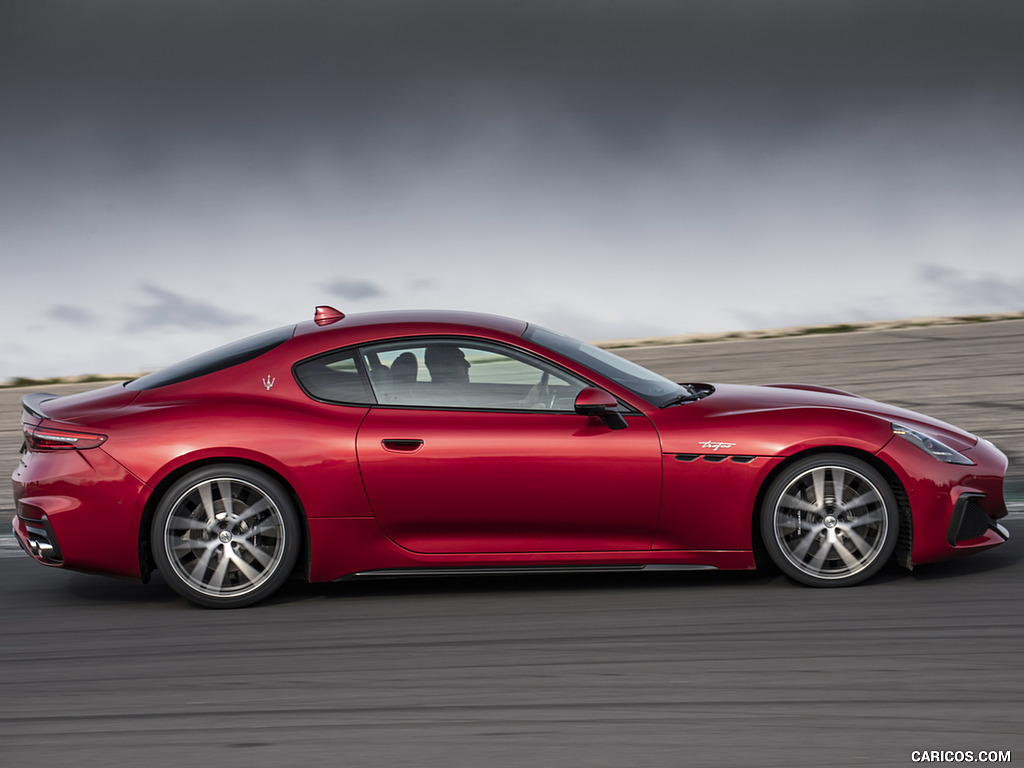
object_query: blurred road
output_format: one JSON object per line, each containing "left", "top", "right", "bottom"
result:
{"left": 1, "top": 522, "right": 1020, "bottom": 768}
{"left": 2, "top": 320, "right": 1022, "bottom": 766}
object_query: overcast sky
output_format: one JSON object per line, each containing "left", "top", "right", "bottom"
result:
{"left": 2, "top": 1, "right": 1024, "bottom": 380}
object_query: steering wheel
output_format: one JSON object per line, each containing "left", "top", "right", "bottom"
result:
{"left": 521, "top": 371, "right": 552, "bottom": 408}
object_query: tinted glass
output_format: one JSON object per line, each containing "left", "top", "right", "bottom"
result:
{"left": 523, "top": 324, "right": 684, "bottom": 404}
{"left": 127, "top": 325, "right": 295, "bottom": 391}
{"left": 294, "top": 350, "right": 375, "bottom": 404}
{"left": 362, "top": 339, "right": 589, "bottom": 410}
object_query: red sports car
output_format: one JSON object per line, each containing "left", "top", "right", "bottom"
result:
{"left": 12, "top": 307, "right": 1010, "bottom": 607}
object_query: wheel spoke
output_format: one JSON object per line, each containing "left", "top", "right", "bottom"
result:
{"left": 775, "top": 514, "right": 803, "bottom": 533}
{"left": 227, "top": 550, "right": 262, "bottom": 584}
{"left": 791, "top": 529, "right": 823, "bottom": 560}
{"left": 831, "top": 468, "right": 846, "bottom": 503}
{"left": 172, "top": 537, "right": 215, "bottom": 554}
{"left": 838, "top": 490, "right": 880, "bottom": 514}
{"left": 197, "top": 483, "right": 217, "bottom": 524}
{"left": 806, "top": 537, "right": 832, "bottom": 573}
{"left": 811, "top": 469, "right": 826, "bottom": 507}
{"left": 833, "top": 537, "right": 863, "bottom": 570}
{"left": 847, "top": 510, "right": 884, "bottom": 527}
{"left": 245, "top": 521, "right": 281, "bottom": 539}
{"left": 838, "top": 525, "right": 874, "bottom": 555}
{"left": 171, "top": 519, "right": 215, "bottom": 534}
{"left": 780, "top": 493, "right": 819, "bottom": 514}
{"left": 235, "top": 499, "right": 270, "bottom": 526}
{"left": 216, "top": 480, "right": 236, "bottom": 518}
{"left": 236, "top": 538, "right": 274, "bottom": 568}
{"left": 189, "top": 543, "right": 218, "bottom": 580}
{"left": 206, "top": 551, "right": 231, "bottom": 591}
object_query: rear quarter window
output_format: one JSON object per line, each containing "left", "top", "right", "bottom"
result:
{"left": 294, "top": 350, "right": 375, "bottom": 404}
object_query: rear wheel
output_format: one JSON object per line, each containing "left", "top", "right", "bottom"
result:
{"left": 760, "top": 454, "right": 898, "bottom": 586}
{"left": 151, "top": 465, "right": 300, "bottom": 608}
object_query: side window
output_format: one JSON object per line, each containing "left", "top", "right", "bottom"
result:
{"left": 294, "top": 350, "right": 375, "bottom": 404}
{"left": 361, "top": 340, "right": 589, "bottom": 411}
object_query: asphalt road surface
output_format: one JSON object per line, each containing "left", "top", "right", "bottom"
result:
{"left": 2, "top": 320, "right": 1022, "bottom": 767}
{"left": 1, "top": 522, "right": 1021, "bottom": 768}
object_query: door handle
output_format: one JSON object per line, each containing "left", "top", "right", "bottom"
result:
{"left": 381, "top": 439, "right": 424, "bottom": 453}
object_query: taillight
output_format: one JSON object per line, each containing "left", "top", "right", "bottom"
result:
{"left": 24, "top": 425, "right": 107, "bottom": 451}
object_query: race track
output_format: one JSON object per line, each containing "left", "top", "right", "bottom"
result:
{"left": 2, "top": 319, "right": 1022, "bottom": 766}
{"left": 1, "top": 525, "right": 1021, "bottom": 768}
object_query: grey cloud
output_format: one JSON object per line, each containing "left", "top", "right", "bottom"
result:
{"left": 49, "top": 305, "right": 99, "bottom": 326}
{"left": 125, "top": 285, "right": 252, "bottom": 331}
{"left": 326, "top": 279, "right": 386, "bottom": 301}
{"left": 918, "top": 264, "right": 1024, "bottom": 310}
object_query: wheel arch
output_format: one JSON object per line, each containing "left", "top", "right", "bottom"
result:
{"left": 138, "top": 457, "right": 311, "bottom": 584}
{"left": 748, "top": 446, "right": 912, "bottom": 571}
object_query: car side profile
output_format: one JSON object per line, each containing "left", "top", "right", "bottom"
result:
{"left": 12, "top": 307, "right": 1010, "bottom": 607}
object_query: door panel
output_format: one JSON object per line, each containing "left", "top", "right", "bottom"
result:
{"left": 356, "top": 408, "right": 662, "bottom": 554}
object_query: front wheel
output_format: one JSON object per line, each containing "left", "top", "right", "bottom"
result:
{"left": 760, "top": 454, "right": 899, "bottom": 587}
{"left": 151, "top": 465, "right": 300, "bottom": 608}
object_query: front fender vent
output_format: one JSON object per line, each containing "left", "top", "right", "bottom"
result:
{"left": 674, "top": 454, "right": 758, "bottom": 464}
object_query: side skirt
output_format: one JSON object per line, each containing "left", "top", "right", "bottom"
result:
{"left": 340, "top": 563, "right": 718, "bottom": 580}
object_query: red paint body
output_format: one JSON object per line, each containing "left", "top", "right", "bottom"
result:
{"left": 10, "top": 310, "right": 1010, "bottom": 592}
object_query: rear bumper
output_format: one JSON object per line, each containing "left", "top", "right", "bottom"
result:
{"left": 12, "top": 513, "right": 64, "bottom": 563}
{"left": 12, "top": 447, "right": 149, "bottom": 579}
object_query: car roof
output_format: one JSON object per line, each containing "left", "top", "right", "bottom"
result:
{"left": 291, "top": 309, "right": 529, "bottom": 343}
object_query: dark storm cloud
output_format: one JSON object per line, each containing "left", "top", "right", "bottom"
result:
{"left": 125, "top": 285, "right": 252, "bottom": 331}
{"left": 49, "top": 305, "right": 98, "bottom": 326}
{"left": 6, "top": 1, "right": 1024, "bottom": 132}
{"left": 918, "top": 264, "right": 1024, "bottom": 310}
{"left": 6, "top": 1, "right": 1024, "bottom": 83}
{"left": 326, "top": 279, "right": 386, "bottom": 301}
{"left": 5, "top": 0, "right": 1024, "bottom": 190}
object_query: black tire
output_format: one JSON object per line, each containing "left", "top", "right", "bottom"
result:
{"left": 151, "top": 465, "right": 300, "bottom": 608}
{"left": 760, "top": 453, "right": 899, "bottom": 587}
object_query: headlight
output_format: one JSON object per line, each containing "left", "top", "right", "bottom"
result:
{"left": 891, "top": 423, "right": 974, "bottom": 465}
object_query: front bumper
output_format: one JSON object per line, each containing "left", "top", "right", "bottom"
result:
{"left": 878, "top": 434, "right": 1010, "bottom": 567}
{"left": 947, "top": 492, "right": 1010, "bottom": 547}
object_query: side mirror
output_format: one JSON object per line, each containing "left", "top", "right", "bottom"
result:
{"left": 574, "top": 387, "right": 628, "bottom": 430}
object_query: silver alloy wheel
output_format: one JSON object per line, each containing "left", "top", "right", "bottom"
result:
{"left": 162, "top": 476, "right": 289, "bottom": 600}
{"left": 771, "top": 463, "right": 890, "bottom": 581}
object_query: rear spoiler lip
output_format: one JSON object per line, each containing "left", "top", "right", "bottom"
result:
{"left": 20, "top": 393, "right": 61, "bottom": 420}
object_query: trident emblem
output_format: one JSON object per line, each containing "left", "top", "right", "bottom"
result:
{"left": 262, "top": 375, "right": 276, "bottom": 391}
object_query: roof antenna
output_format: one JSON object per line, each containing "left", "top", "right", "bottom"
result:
{"left": 314, "top": 305, "right": 345, "bottom": 326}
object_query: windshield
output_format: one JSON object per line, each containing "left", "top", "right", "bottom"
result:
{"left": 523, "top": 325, "right": 687, "bottom": 405}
